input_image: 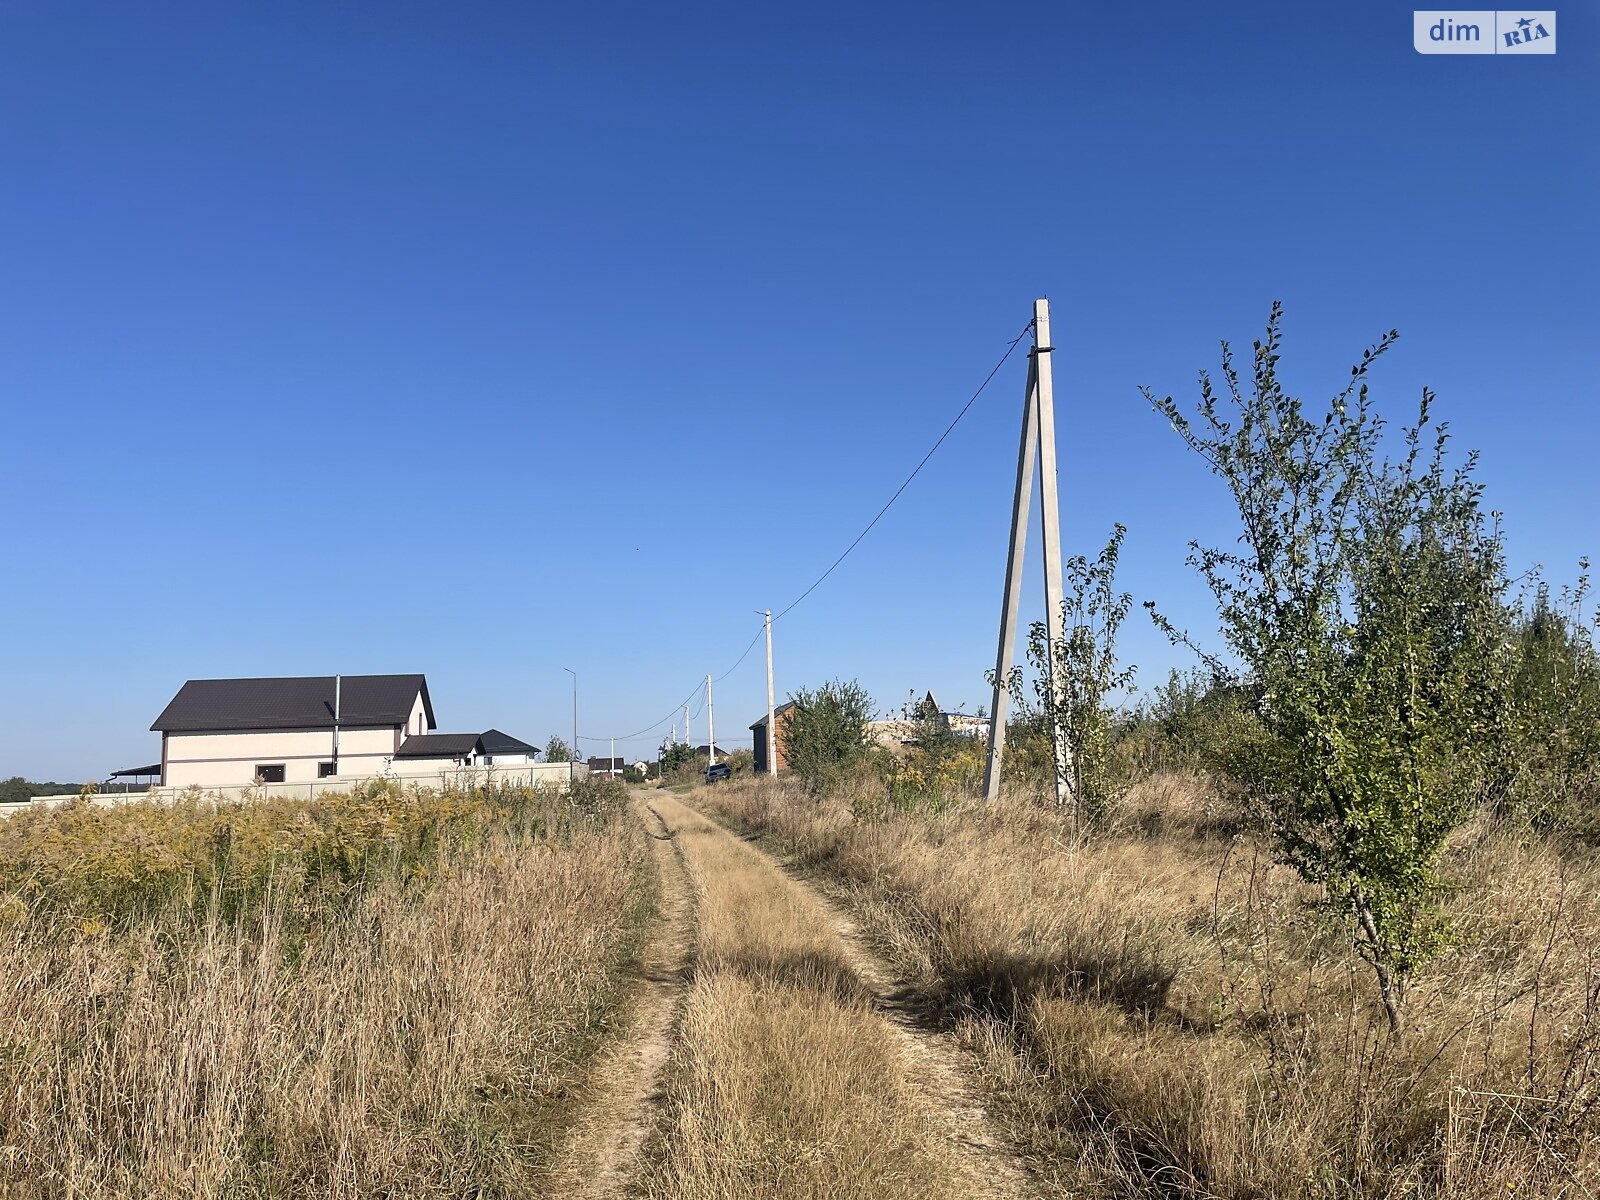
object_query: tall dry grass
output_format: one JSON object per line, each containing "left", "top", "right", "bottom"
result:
{"left": 0, "top": 779, "right": 650, "bottom": 1198}
{"left": 640, "top": 793, "right": 1001, "bottom": 1200}
{"left": 700, "top": 772, "right": 1600, "bottom": 1198}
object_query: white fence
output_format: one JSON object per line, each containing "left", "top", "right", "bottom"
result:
{"left": 1, "top": 762, "right": 590, "bottom": 820}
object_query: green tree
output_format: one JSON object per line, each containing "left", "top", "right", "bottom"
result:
{"left": 543, "top": 735, "right": 572, "bottom": 763}
{"left": 996, "top": 524, "right": 1136, "bottom": 829}
{"left": 785, "top": 679, "right": 874, "bottom": 794}
{"left": 1144, "top": 305, "right": 1516, "bottom": 1034}
{"left": 1504, "top": 570, "right": 1600, "bottom": 832}
{"left": 657, "top": 739, "right": 698, "bottom": 774}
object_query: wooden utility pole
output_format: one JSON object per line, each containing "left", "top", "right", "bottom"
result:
{"left": 763, "top": 610, "right": 777, "bottom": 776}
{"left": 706, "top": 674, "right": 716, "bottom": 765}
{"left": 983, "top": 298, "right": 1071, "bottom": 809}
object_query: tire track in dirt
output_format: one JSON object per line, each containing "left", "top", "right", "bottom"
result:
{"left": 545, "top": 796, "right": 696, "bottom": 1199}
{"left": 658, "top": 790, "right": 1036, "bottom": 1199}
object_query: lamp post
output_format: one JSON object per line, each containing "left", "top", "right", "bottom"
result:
{"left": 562, "top": 667, "right": 578, "bottom": 787}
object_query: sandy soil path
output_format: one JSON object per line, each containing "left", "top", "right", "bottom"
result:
{"left": 549, "top": 788, "right": 1032, "bottom": 1198}
{"left": 544, "top": 797, "right": 696, "bottom": 1198}
{"left": 644, "top": 790, "right": 1034, "bottom": 1199}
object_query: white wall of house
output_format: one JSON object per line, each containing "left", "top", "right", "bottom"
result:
{"left": 405, "top": 693, "right": 428, "bottom": 740}
{"left": 164, "top": 725, "right": 402, "bottom": 788}
{"left": 482, "top": 751, "right": 535, "bottom": 765}
{"left": 392, "top": 754, "right": 473, "bottom": 773}
{"left": 4, "top": 762, "right": 589, "bottom": 817}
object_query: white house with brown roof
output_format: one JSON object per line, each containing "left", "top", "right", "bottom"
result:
{"left": 154, "top": 674, "right": 434, "bottom": 788}
{"left": 148, "top": 674, "right": 563, "bottom": 793}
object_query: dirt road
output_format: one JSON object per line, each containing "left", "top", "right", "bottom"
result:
{"left": 551, "top": 789, "right": 1031, "bottom": 1199}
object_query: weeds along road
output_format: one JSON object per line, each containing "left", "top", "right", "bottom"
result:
{"left": 553, "top": 787, "right": 1032, "bottom": 1200}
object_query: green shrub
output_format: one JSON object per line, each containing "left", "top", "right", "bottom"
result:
{"left": 785, "top": 679, "right": 874, "bottom": 795}
{"left": 1145, "top": 305, "right": 1517, "bottom": 1033}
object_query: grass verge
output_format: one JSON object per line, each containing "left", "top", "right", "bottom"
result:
{"left": 0, "top": 776, "right": 651, "bottom": 1198}
{"left": 698, "top": 773, "right": 1600, "bottom": 1199}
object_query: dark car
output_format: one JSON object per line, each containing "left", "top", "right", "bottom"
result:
{"left": 705, "top": 762, "right": 732, "bottom": 784}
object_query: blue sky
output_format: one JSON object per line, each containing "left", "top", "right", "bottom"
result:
{"left": 2, "top": 2, "right": 1595, "bottom": 779}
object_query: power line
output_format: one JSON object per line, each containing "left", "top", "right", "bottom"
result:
{"left": 593, "top": 678, "right": 706, "bottom": 745}
{"left": 581, "top": 320, "right": 1034, "bottom": 746}
{"left": 714, "top": 625, "right": 764, "bottom": 682}
{"left": 772, "top": 322, "right": 1033, "bottom": 623}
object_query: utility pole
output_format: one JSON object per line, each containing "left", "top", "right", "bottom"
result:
{"left": 610, "top": 735, "right": 615, "bottom": 778}
{"left": 332, "top": 673, "right": 341, "bottom": 774}
{"left": 984, "top": 298, "right": 1072, "bottom": 813}
{"left": 762, "top": 610, "right": 776, "bottom": 775}
{"left": 563, "top": 667, "right": 578, "bottom": 787}
{"left": 684, "top": 704, "right": 690, "bottom": 747}
{"left": 706, "top": 673, "right": 716, "bottom": 765}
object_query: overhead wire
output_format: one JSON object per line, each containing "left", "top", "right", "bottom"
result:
{"left": 586, "top": 319, "right": 1035, "bottom": 747}
{"left": 771, "top": 320, "right": 1033, "bottom": 622}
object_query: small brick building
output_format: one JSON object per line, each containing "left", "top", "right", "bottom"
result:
{"left": 749, "top": 701, "right": 796, "bottom": 774}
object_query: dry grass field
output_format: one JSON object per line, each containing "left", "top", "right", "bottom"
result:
{"left": 6, "top": 770, "right": 1594, "bottom": 1198}
{"left": 0, "top": 779, "right": 650, "bottom": 1198}
{"left": 698, "top": 772, "right": 1600, "bottom": 1199}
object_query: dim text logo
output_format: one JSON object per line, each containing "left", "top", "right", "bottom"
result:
{"left": 1414, "top": 10, "right": 1556, "bottom": 53}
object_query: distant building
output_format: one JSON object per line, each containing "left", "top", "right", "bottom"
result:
{"left": 586, "top": 756, "right": 626, "bottom": 777}
{"left": 867, "top": 691, "right": 987, "bottom": 750}
{"left": 153, "top": 674, "right": 436, "bottom": 788}
{"left": 147, "top": 674, "right": 550, "bottom": 790}
{"left": 393, "top": 732, "right": 483, "bottom": 770}
{"left": 480, "top": 729, "right": 540, "bottom": 765}
{"left": 748, "top": 701, "right": 796, "bottom": 775}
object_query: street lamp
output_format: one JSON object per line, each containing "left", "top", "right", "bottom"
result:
{"left": 562, "top": 667, "right": 578, "bottom": 786}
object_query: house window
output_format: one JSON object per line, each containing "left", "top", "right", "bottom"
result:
{"left": 483, "top": 755, "right": 493, "bottom": 765}
{"left": 256, "top": 764, "right": 286, "bottom": 784}
{"left": 318, "top": 761, "right": 337, "bottom": 778}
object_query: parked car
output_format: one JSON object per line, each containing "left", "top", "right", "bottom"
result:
{"left": 705, "top": 762, "right": 732, "bottom": 784}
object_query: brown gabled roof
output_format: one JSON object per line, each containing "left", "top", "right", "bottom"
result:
{"left": 748, "top": 701, "right": 796, "bottom": 730}
{"left": 152, "top": 675, "right": 434, "bottom": 733}
{"left": 480, "top": 728, "right": 538, "bottom": 756}
{"left": 395, "top": 733, "right": 482, "bottom": 759}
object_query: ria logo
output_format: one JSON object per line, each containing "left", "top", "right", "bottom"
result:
{"left": 1413, "top": 10, "right": 1557, "bottom": 53}
{"left": 1501, "top": 13, "right": 1552, "bottom": 47}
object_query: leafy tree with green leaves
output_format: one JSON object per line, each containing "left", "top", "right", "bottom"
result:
{"left": 1504, "top": 570, "right": 1600, "bottom": 833}
{"left": 785, "top": 679, "right": 874, "bottom": 794}
{"left": 993, "top": 524, "right": 1136, "bottom": 829}
{"left": 543, "top": 735, "right": 572, "bottom": 764}
{"left": 657, "top": 739, "right": 699, "bottom": 774}
{"left": 1144, "top": 305, "right": 1517, "bottom": 1034}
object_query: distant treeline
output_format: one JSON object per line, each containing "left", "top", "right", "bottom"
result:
{"left": 0, "top": 778, "right": 85, "bottom": 805}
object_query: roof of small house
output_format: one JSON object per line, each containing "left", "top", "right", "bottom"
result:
{"left": 586, "top": 756, "right": 626, "bottom": 770}
{"left": 480, "top": 728, "right": 538, "bottom": 756}
{"left": 109, "top": 763, "right": 162, "bottom": 778}
{"left": 394, "top": 733, "right": 482, "bottom": 759}
{"left": 748, "top": 701, "right": 796, "bottom": 730}
{"left": 152, "top": 675, "right": 435, "bottom": 733}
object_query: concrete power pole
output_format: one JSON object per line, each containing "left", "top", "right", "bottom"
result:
{"left": 983, "top": 298, "right": 1072, "bottom": 812}
{"left": 706, "top": 674, "right": 716, "bottom": 765}
{"left": 684, "top": 704, "right": 690, "bottom": 747}
{"left": 763, "top": 610, "right": 776, "bottom": 776}
{"left": 563, "top": 667, "right": 578, "bottom": 788}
